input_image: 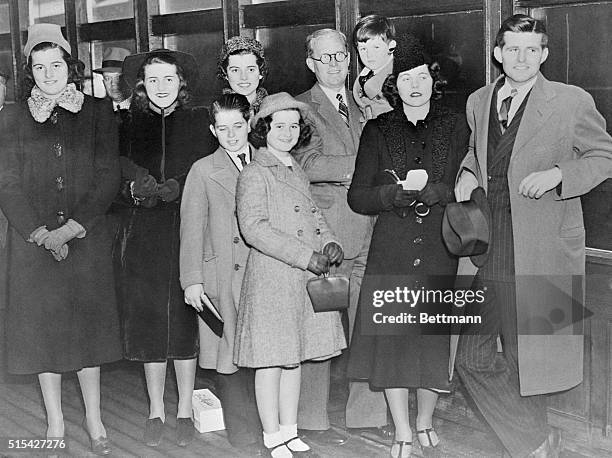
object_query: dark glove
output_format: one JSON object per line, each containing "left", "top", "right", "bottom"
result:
{"left": 322, "top": 242, "right": 344, "bottom": 266}
{"left": 379, "top": 184, "right": 419, "bottom": 209}
{"left": 157, "top": 178, "right": 180, "bottom": 202}
{"left": 132, "top": 174, "right": 159, "bottom": 199}
{"left": 417, "top": 182, "right": 451, "bottom": 207}
{"left": 307, "top": 252, "right": 330, "bottom": 275}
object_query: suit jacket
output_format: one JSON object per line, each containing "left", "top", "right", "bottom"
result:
{"left": 179, "top": 146, "right": 251, "bottom": 374}
{"left": 352, "top": 58, "right": 393, "bottom": 120}
{"left": 295, "top": 83, "right": 373, "bottom": 258}
{"left": 451, "top": 74, "right": 612, "bottom": 395}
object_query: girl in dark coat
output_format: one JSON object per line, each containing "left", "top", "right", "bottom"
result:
{"left": 0, "top": 24, "right": 121, "bottom": 454}
{"left": 347, "top": 35, "right": 469, "bottom": 458}
{"left": 115, "top": 49, "right": 216, "bottom": 447}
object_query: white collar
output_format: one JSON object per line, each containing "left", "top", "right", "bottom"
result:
{"left": 359, "top": 55, "right": 393, "bottom": 76}
{"left": 225, "top": 144, "right": 251, "bottom": 171}
{"left": 319, "top": 84, "right": 348, "bottom": 107}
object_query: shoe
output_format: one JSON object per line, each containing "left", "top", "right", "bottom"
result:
{"left": 390, "top": 439, "right": 412, "bottom": 458}
{"left": 176, "top": 417, "right": 195, "bottom": 447}
{"left": 263, "top": 442, "right": 291, "bottom": 457}
{"left": 284, "top": 436, "right": 320, "bottom": 456}
{"left": 297, "top": 428, "right": 348, "bottom": 446}
{"left": 144, "top": 417, "right": 164, "bottom": 447}
{"left": 89, "top": 436, "right": 111, "bottom": 456}
{"left": 416, "top": 428, "right": 439, "bottom": 457}
{"left": 348, "top": 424, "right": 395, "bottom": 441}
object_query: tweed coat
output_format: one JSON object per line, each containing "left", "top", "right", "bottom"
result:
{"left": 233, "top": 147, "right": 347, "bottom": 368}
{"left": 0, "top": 97, "right": 122, "bottom": 374}
{"left": 351, "top": 58, "right": 393, "bottom": 121}
{"left": 452, "top": 74, "right": 612, "bottom": 395}
{"left": 295, "top": 84, "right": 373, "bottom": 259}
{"left": 180, "top": 146, "right": 251, "bottom": 374}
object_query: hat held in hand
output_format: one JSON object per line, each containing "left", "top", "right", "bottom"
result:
{"left": 442, "top": 187, "right": 491, "bottom": 267}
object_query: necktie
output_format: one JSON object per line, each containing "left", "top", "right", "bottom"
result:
{"left": 237, "top": 153, "right": 248, "bottom": 168}
{"left": 498, "top": 88, "right": 517, "bottom": 132}
{"left": 358, "top": 69, "right": 374, "bottom": 90}
{"left": 336, "top": 93, "right": 350, "bottom": 127}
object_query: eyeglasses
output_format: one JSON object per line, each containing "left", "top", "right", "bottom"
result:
{"left": 310, "top": 52, "right": 348, "bottom": 64}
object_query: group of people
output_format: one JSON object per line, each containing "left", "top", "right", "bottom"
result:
{"left": 1, "top": 11, "right": 611, "bottom": 458}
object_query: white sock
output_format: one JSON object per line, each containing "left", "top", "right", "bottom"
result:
{"left": 263, "top": 430, "right": 293, "bottom": 458}
{"left": 280, "top": 424, "right": 310, "bottom": 452}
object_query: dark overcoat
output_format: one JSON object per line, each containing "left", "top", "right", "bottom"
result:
{"left": 0, "top": 97, "right": 122, "bottom": 374}
{"left": 115, "top": 105, "right": 216, "bottom": 361}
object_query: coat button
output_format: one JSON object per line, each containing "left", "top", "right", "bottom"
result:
{"left": 294, "top": 205, "right": 300, "bottom": 212}
{"left": 53, "top": 143, "right": 62, "bottom": 157}
{"left": 413, "top": 236, "right": 423, "bottom": 244}
{"left": 55, "top": 176, "right": 64, "bottom": 191}
{"left": 233, "top": 237, "right": 240, "bottom": 244}
{"left": 415, "top": 216, "right": 423, "bottom": 224}
{"left": 56, "top": 211, "right": 65, "bottom": 225}
{"left": 297, "top": 229, "right": 303, "bottom": 237}
{"left": 315, "top": 229, "right": 321, "bottom": 235}
{"left": 234, "top": 264, "right": 240, "bottom": 271}
{"left": 488, "top": 175, "right": 492, "bottom": 181}
{"left": 413, "top": 258, "right": 421, "bottom": 267}
{"left": 414, "top": 156, "right": 422, "bottom": 164}
{"left": 311, "top": 207, "right": 317, "bottom": 213}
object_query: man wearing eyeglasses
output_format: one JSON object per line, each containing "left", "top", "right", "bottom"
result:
{"left": 294, "top": 28, "right": 390, "bottom": 447}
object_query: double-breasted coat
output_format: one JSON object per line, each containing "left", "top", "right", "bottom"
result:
{"left": 452, "top": 74, "right": 612, "bottom": 395}
{"left": 180, "top": 146, "right": 251, "bottom": 374}
{"left": 233, "top": 147, "right": 347, "bottom": 368}
{"left": 0, "top": 97, "right": 122, "bottom": 374}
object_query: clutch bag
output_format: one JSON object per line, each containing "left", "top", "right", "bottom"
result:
{"left": 306, "top": 273, "right": 349, "bottom": 313}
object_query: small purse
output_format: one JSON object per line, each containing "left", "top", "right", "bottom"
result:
{"left": 306, "top": 273, "right": 350, "bottom": 313}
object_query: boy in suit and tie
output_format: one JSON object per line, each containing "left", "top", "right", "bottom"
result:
{"left": 453, "top": 14, "right": 612, "bottom": 457}
{"left": 351, "top": 14, "right": 396, "bottom": 121}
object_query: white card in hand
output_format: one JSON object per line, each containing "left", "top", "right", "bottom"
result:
{"left": 399, "top": 169, "right": 428, "bottom": 191}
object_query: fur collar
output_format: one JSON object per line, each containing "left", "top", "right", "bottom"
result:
{"left": 27, "top": 83, "right": 84, "bottom": 123}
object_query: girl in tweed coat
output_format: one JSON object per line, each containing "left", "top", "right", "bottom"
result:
{"left": 234, "top": 92, "right": 346, "bottom": 457}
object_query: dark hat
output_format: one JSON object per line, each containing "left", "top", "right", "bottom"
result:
{"left": 392, "top": 33, "right": 427, "bottom": 75}
{"left": 93, "top": 47, "right": 131, "bottom": 74}
{"left": 442, "top": 187, "right": 491, "bottom": 267}
{"left": 251, "top": 91, "right": 322, "bottom": 131}
{"left": 122, "top": 48, "right": 199, "bottom": 89}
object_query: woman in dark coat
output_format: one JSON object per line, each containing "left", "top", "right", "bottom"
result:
{"left": 115, "top": 49, "right": 216, "bottom": 447}
{"left": 347, "top": 35, "right": 469, "bottom": 458}
{"left": 0, "top": 24, "right": 121, "bottom": 454}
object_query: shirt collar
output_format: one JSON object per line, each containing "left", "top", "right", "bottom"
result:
{"left": 319, "top": 84, "right": 348, "bottom": 106}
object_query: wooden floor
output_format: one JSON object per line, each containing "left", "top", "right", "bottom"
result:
{"left": 0, "top": 356, "right": 598, "bottom": 458}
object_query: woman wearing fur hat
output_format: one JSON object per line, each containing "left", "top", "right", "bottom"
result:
{"left": 234, "top": 92, "right": 346, "bottom": 457}
{"left": 347, "top": 34, "right": 469, "bottom": 457}
{"left": 217, "top": 36, "right": 268, "bottom": 114}
{"left": 115, "top": 49, "right": 216, "bottom": 447}
{"left": 0, "top": 24, "right": 121, "bottom": 454}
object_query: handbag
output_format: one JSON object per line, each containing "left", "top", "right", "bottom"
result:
{"left": 306, "top": 273, "right": 350, "bottom": 313}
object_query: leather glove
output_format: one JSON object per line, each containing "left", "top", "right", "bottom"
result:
{"left": 379, "top": 184, "right": 418, "bottom": 208}
{"left": 131, "top": 173, "right": 159, "bottom": 199}
{"left": 322, "top": 242, "right": 344, "bottom": 266}
{"left": 307, "top": 252, "right": 330, "bottom": 275}
{"left": 51, "top": 244, "right": 69, "bottom": 261}
{"left": 417, "top": 182, "right": 451, "bottom": 207}
{"left": 157, "top": 178, "right": 180, "bottom": 202}
{"left": 43, "top": 219, "right": 86, "bottom": 253}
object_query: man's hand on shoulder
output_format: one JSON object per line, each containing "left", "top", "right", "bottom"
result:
{"left": 518, "top": 166, "right": 562, "bottom": 199}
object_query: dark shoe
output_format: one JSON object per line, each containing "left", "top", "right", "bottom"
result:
{"left": 416, "top": 428, "right": 439, "bottom": 457}
{"left": 284, "top": 436, "right": 320, "bottom": 456}
{"left": 89, "top": 436, "right": 111, "bottom": 456}
{"left": 348, "top": 424, "right": 395, "bottom": 441}
{"left": 176, "top": 417, "right": 195, "bottom": 447}
{"left": 263, "top": 442, "right": 291, "bottom": 457}
{"left": 144, "top": 417, "right": 164, "bottom": 447}
{"left": 390, "top": 440, "right": 412, "bottom": 458}
{"left": 297, "top": 428, "right": 347, "bottom": 446}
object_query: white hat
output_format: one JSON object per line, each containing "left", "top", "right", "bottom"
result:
{"left": 24, "top": 23, "right": 71, "bottom": 59}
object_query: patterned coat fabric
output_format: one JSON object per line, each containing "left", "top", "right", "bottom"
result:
{"left": 180, "top": 146, "right": 251, "bottom": 374}
{"left": 233, "top": 147, "right": 346, "bottom": 368}
{"left": 116, "top": 106, "right": 216, "bottom": 362}
{"left": 0, "top": 97, "right": 122, "bottom": 374}
{"left": 453, "top": 74, "right": 612, "bottom": 395}
{"left": 347, "top": 104, "right": 469, "bottom": 390}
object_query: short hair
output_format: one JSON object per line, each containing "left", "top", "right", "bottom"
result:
{"left": 22, "top": 42, "right": 83, "bottom": 100}
{"left": 306, "top": 29, "right": 347, "bottom": 58}
{"left": 131, "top": 54, "right": 190, "bottom": 112}
{"left": 210, "top": 93, "right": 251, "bottom": 124}
{"left": 353, "top": 15, "right": 396, "bottom": 46}
{"left": 382, "top": 61, "right": 446, "bottom": 110}
{"left": 496, "top": 14, "right": 548, "bottom": 48}
{"left": 249, "top": 109, "right": 313, "bottom": 151}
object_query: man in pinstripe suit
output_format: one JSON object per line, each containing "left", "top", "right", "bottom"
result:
{"left": 453, "top": 14, "right": 612, "bottom": 457}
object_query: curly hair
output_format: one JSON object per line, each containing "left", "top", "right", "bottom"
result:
{"left": 249, "top": 109, "right": 313, "bottom": 151}
{"left": 382, "top": 61, "right": 447, "bottom": 110}
{"left": 131, "top": 54, "right": 191, "bottom": 113}
{"left": 217, "top": 49, "right": 268, "bottom": 84}
{"left": 22, "top": 42, "right": 84, "bottom": 100}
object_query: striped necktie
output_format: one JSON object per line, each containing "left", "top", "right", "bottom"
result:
{"left": 498, "top": 88, "right": 517, "bottom": 132}
{"left": 336, "top": 93, "right": 349, "bottom": 127}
